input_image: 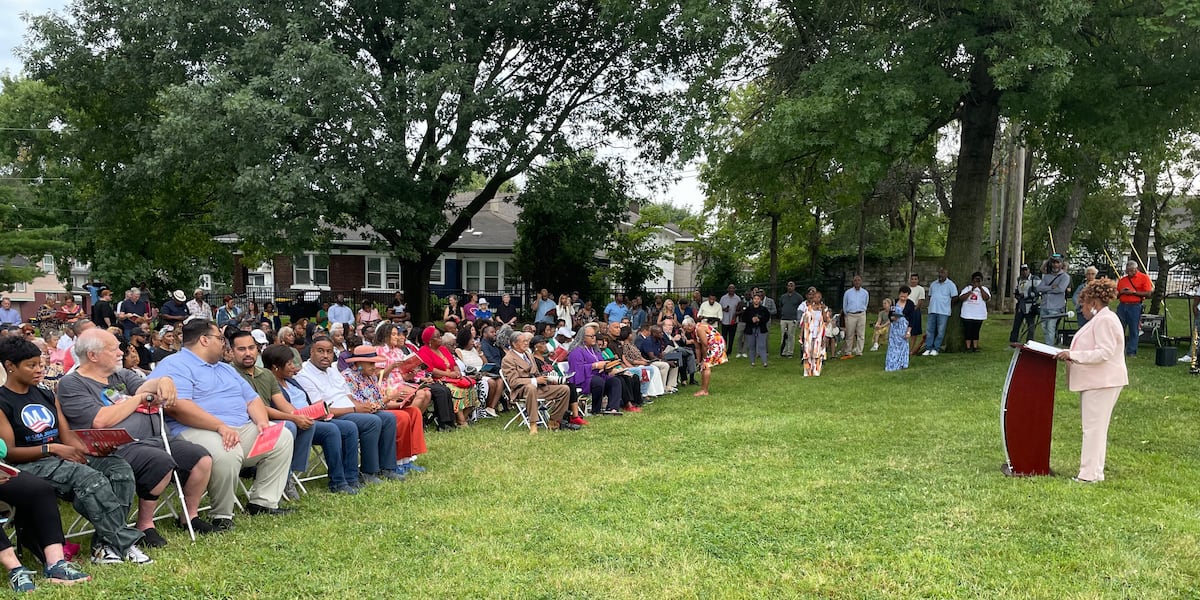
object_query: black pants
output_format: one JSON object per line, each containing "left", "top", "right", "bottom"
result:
{"left": 588, "top": 375, "right": 623, "bottom": 413}
{"left": 721, "top": 324, "right": 737, "bottom": 354}
{"left": 5, "top": 474, "right": 67, "bottom": 561}
{"left": 1010, "top": 311, "right": 1037, "bottom": 343}
{"left": 618, "top": 373, "right": 644, "bottom": 407}
{"left": 427, "top": 383, "right": 456, "bottom": 428}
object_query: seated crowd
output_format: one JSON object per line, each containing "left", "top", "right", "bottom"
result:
{"left": 0, "top": 285, "right": 706, "bottom": 591}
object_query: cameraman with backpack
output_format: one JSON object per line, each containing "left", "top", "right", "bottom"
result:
{"left": 1009, "top": 264, "right": 1040, "bottom": 344}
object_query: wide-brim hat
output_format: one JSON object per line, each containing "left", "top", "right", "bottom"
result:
{"left": 172, "top": 290, "right": 187, "bottom": 302}
{"left": 555, "top": 327, "right": 575, "bottom": 339}
{"left": 345, "top": 344, "right": 383, "bottom": 365}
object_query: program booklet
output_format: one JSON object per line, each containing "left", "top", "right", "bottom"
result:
{"left": 247, "top": 422, "right": 285, "bottom": 458}
{"left": 1024, "top": 340, "right": 1061, "bottom": 356}
{"left": 294, "top": 402, "right": 328, "bottom": 419}
{"left": 74, "top": 428, "right": 136, "bottom": 456}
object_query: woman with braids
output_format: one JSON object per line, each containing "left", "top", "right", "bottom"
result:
{"left": 1054, "top": 278, "right": 1127, "bottom": 483}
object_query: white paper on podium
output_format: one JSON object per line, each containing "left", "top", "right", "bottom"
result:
{"left": 1023, "top": 340, "right": 1060, "bottom": 356}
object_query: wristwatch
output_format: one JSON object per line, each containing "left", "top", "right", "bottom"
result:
{"left": 41, "top": 444, "right": 50, "bottom": 457}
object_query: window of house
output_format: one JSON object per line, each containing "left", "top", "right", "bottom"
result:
{"left": 366, "top": 255, "right": 402, "bottom": 290}
{"left": 12, "top": 282, "right": 26, "bottom": 293}
{"left": 429, "top": 256, "right": 445, "bottom": 285}
{"left": 41, "top": 254, "right": 54, "bottom": 273}
{"left": 464, "top": 258, "right": 503, "bottom": 293}
{"left": 293, "top": 254, "right": 329, "bottom": 287}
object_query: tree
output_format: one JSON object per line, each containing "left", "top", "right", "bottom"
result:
{"left": 19, "top": 0, "right": 749, "bottom": 320}
{"left": 0, "top": 78, "right": 70, "bottom": 290}
{"left": 511, "top": 153, "right": 631, "bottom": 299}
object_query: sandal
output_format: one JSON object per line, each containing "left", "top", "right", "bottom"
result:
{"left": 600, "top": 409, "right": 622, "bottom": 416}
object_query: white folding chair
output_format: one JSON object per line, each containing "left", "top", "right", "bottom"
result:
{"left": 500, "top": 371, "right": 549, "bottom": 431}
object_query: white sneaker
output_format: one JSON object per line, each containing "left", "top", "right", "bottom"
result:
{"left": 90, "top": 545, "right": 123, "bottom": 565}
{"left": 1179, "top": 355, "right": 1192, "bottom": 363}
{"left": 124, "top": 545, "right": 154, "bottom": 565}
{"left": 921, "top": 350, "right": 931, "bottom": 356}
{"left": 930, "top": 350, "right": 939, "bottom": 356}
{"left": 870, "top": 344, "right": 879, "bottom": 351}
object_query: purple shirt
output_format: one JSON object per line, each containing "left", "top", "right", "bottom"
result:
{"left": 567, "top": 345, "right": 606, "bottom": 387}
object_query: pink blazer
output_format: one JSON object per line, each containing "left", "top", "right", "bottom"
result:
{"left": 1067, "top": 307, "right": 1128, "bottom": 392}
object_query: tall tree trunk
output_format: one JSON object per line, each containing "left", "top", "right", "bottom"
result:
{"left": 943, "top": 55, "right": 1003, "bottom": 352}
{"left": 398, "top": 253, "right": 438, "bottom": 323}
{"left": 856, "top": 197, "right": 867, "bottom": 276}
{"left": 906, "top": 182, "right": 918, "bottom": 278}
{"left": 1050, "top": 156, "right": 1091, "bottom": 257}
{"left": 768, "top": 212, "right": 780, "bottom": 300}
{"left": 1131, "top": 163, "right": 1158, "bottom": 267}
{"left": 809, "top": 206, "right": 822, "bottom": 280}
{"left": 1150, "top": 221, "right": 1169, "bottom": 315}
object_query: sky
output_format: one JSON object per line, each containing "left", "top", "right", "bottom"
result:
{"left": 0, "top": 0, "right": 707, "bottom": 211}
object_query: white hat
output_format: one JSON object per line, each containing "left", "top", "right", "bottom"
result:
{"left": 172, "top": 290, "right": 187, "bottom": 302}
{"left": 251, "top": 329, "right": 269, "bottom": 345}
{"left": 478, "top": 298, "right": 488, "bottom": 305}
{"left": 555, "top": 327, "right": 575, "bottom": 339}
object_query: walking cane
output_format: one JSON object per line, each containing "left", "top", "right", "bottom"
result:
{"left": 157, "top": 406, "right": 196, "bottom": 541}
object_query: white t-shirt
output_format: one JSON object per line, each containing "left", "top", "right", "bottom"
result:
{"left": 294, "top": 361, "right": 354, "bottom": 409}
{"left": 960, "top": 286, "right": 990, "bottom": 320}
{"left": 909, "top": 285, "right": 926, "bottom": 308}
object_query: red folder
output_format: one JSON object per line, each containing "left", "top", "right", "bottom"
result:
{"left": 294, "top": 402, "right": 327, "bottom": 419}
{"left": 551, "top": 346, "right": 569, "bottom": 363}
{"left": 248, "top": 422, "right": 285, "bottom": 458}
{"left": 398, "top": 353, "right": 423, "bottom": 373}
{"left": 74, "top": 429, "right": 136, "bottom": 457}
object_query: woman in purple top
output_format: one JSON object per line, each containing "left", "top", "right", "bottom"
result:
{"left": 567, "top": 324, "right": 625, "bottom": 415}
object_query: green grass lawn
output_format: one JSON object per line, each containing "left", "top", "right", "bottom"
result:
{"left": 45, "top": 319, "right": 1200, "bottom": 599}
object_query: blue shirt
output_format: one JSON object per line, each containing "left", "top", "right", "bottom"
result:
{"left": 928, "top": 278, "right": 958, "bottom": 315}
{"left": 327, "top": 303, "right": 355, "bottom": 325}
{"left": 629, "top": 307, "right": 648, "bottom": 330}
{"left": 604, "top": 302, "right": 628, "bottom": 323}
{"left": 149, "top": 348, "right": 258, "bottom": 435}
{"left": 0, "top": 307, "right": 20, "bottom": 326}
{"left": 842, "top": 287, "right": 869, "bottom": 313}
{"left": 535, "top": 298, "right": 556, "bottom": 323}
{"left": 637, "top": 335, "right": 664, "bottom": 359}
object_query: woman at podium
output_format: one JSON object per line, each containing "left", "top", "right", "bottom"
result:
{"left": 1054, "top": 279, "right": 1127, "bottom": 483}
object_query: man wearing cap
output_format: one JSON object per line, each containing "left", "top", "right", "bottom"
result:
{"left": 1035, "top": 255, "right": 1071, "bottom": 346}
{"left": 148, "top": 319, "right": 295, "bottom": 531}
{"left": 159, "top": 290, "right": 189, "bottom": 329}
{"left": 1116, "top": 260, "right": 1154, "bottom": 357}
{"left": 186, "top": 290, "right": 212, "bottom": 323}
{"left": 502, "top": 332, "right": 571, "bottom": 434}
{"left": 1009, "top": 264, "right": 1040, "bottom": 345}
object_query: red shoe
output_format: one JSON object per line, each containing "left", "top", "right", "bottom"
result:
{"left": 569, "top": 416, "right": 588, "bottom": 426}
{"left": 624, "top": 405, "right": 643, "bottom": 413}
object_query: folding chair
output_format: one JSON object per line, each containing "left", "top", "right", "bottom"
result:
{"left": 293, "top": 445, "right": 330, "bottom": 494}
{"left": 500, "top": 372, "right": 549, "bottom": 431}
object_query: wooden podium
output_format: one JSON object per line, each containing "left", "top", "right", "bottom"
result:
{"left": 1001, "top": 343, "right": 1060, "bottom": 476}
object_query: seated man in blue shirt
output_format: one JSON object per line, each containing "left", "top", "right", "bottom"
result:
{"left": 149, "top": 320, "right": 295, "bottom": 532}
{"left": 479, "top": 325, "right": 505, "bottom": 367}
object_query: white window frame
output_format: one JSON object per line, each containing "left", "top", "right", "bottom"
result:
{"left": 292, "top": 254, "right": 329, "bottom": 289}
{"left": 462, "top": 257, "right": 507, "bottom": 294}
{"left": 364, "top": 255, "right": 403, "bottom": 291}
{"left": 12, "top": 282, "right": 26, "bottom": 293}
{"left": 41, "top": 254, "right": 54, "bottom": 274}
{"left": 429, "top": 256, "right": 445, "bottom": 286}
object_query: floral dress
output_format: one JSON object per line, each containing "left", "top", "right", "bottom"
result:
{"left": 699, "top": 323, "right": 728, "bottom": 368}
{"left": 885, "top": 301, "right": 914, "bottom": 372}
{"left": 799, "top": 304, "right": 827, "bottom": 377}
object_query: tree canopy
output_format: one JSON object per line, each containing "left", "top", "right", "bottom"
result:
{"left": 14, "top": 0, "right": 750, "bottom": 318}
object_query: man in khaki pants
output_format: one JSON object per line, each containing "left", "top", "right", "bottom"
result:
{"left": 501, "top": 332, "right": 571, "bottom": 434}
{"left": 841, "top": 276, "right": 869, "bottom": 357}
{"left": 150, "top": 320, "right": 295, "bottom": 531}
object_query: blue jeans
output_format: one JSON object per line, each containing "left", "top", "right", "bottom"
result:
{"left": 285, "top": 419, "right": 359, "bottom": 489}
{"left": 1116, "top": 302, "right": 1142, "bottom": 356}
{"left": 924, "top": 313, "right": 949, "bottom": 352}
{"left": 337, "top": 412, "right": 397, "bottom": 475}
{"left": 1041, "top": 317, "right": 1059, "bottom": 346}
